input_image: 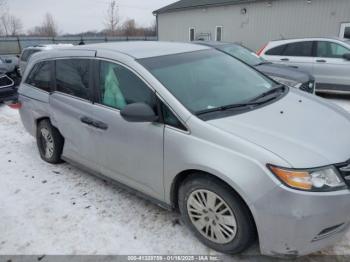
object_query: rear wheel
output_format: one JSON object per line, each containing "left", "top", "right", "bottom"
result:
{"left": 179, "top": 175, "right": 256, "bottom": 254}
{"left": 36, "top": 119, "right": 64, "bottom": 164}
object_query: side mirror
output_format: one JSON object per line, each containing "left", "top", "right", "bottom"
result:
{"left": 343, "top": 53, "right": 350, "bottom": 60}
{"left": 120, "top": 102, "right": 158, "bottom": 123}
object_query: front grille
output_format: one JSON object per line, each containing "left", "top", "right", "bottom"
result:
{"left": 300, "top": 80, "right": 315, "bottom": 94}
{"left": 0, "top": 75, "right": 14, "bottom": 88}
{"left": 336, "top": 161, "right": 350, "bottom": 187}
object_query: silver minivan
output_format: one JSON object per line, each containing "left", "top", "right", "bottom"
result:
{"left": 17, "top": 42, "right": 350, "bottom": 258}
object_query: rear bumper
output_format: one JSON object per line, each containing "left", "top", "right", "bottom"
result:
{"left": 252, "top": 185, "right": 350, "bottom": 257}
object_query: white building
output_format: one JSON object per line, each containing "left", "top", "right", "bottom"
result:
{"left": 154, "top": 0, "right": 350, "bottom": 50}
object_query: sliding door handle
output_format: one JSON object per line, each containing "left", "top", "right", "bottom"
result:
{"left": 92, "top": 120, "right": 108, "bottom": 130}
{"left": 81, "top": 116, "right": 108, "bottom": 130}
{"left": 80, "top": 116, "right": 94, "bottom": 125}
{"left": 316, "top": 59, "right": 327, "bottom": 63}
{"left": 280, "top": 58, "right": 289, "bottom": 61}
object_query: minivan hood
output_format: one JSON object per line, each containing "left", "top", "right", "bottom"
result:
{"left": 208, "top": 90, "right": 350, "bottom": 168}
{"left": 256, "top": 63, "right": 313, "bottom": 83}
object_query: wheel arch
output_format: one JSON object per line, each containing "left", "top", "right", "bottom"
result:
{"left": 35, "top": 116, "right": 64, "bottom": 142}
{"left": 170, "top": 169, "right": 258, "bottom": 235}
{"left": 171, "top": 169, "right": 259, "bottom": 244}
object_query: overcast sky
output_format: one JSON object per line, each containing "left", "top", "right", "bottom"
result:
{"left": 6, "top": 0, "right": 177, "bottom": 34}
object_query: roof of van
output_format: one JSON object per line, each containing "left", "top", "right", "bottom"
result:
{"left": 69, "top": 41, "right": 210, "bottom": 59}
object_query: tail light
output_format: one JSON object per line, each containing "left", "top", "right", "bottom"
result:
{"left": 256, "top": 43, "right": 268, "bottom": 56}
{"left": 8, "top": 101, "right": 22, "bottom": 109}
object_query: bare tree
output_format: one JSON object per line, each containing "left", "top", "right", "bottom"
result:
{"left": 28, "top": 13, "right": 58, "bottom": 36}
{"left": 0, "top": 0, "right": 7, "bottom": 35}
{"left": 104, "top": 0, "right": 119, "bottom": 36}
{"left": 122, "top": 18, "right": 137, "bottom": 37}
{"left": 41, "top": 13, "right": 58, "bottom": 36}
{"left": 8, "top": 15, "right": 22, "bottom": 35}
{"left": 0, "top": 13, "right": 22, "bottom": 36}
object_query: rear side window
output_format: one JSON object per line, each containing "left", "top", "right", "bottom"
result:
{"left": 283, "top": 41, "right": 313, "bottom": 57}
{"left": 98, "top": 61, "right": 156, "bottom": 110}
{"left": 55, "top": 59, "right": 91, "bottom": 100}
{"left": 265, "top": 41, "right": 313, "bottom": 57}
{"left": 25, "top": 61, "right": 52, "bottom": 92}
{"left": 21, "top": 49, "right": 40, "bottom": 62}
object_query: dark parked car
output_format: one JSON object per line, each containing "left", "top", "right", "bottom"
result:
{"left": 0, "top": 71, "right": 16, "bottom": 103}
{"left": 195, "top": 41, "right": 316, "bottom": 94}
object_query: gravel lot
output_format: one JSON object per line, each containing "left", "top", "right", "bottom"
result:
{"left": 0, "top": 95, "right": 349, "bottom": 258}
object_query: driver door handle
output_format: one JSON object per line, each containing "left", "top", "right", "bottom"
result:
{"left": 280, "top": 58, "right": 289, "bottom": 61}
{"left": 316, "top": 59, "right": 327, "bottom": 63}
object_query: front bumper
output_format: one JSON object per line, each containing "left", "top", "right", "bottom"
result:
{"left": 252, "top": 184, "right": 350, "bottom": 257}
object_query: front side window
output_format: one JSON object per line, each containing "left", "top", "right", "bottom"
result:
{"left": 99, "top": 61, "right": 156, "bottom": 110}
{"left": 316, "top": 41, "right": 350, "bottom": 58}
{"left": 216, "top": 26, "right": 223, "bottom": 41}
{"left": 25, "top": 61, "right": 52, "bottom": 92}
{"left": 219, "top": 44, "right": 265, "bottom": 66}
{"left": 139, "top": 50, "right": 276, "bottom": 115}
{"left": 282, "top": 41, "right": 313, "bottom": 57}
{"left": 55, "top": 59, "right": 90, "bottom": 100}
{"left": 161, "top": 103, "right": 186, "bottom": 131}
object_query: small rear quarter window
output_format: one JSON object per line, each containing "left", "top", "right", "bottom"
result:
{"left": 25, "top": 61, "right": 52, "bottom": 92}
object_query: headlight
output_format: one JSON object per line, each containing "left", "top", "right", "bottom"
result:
{"left": 268, "top": 165, "right": 347, "bottom": 192}
{"left": 269, "top": 76, "right": 302, "bottom": 89}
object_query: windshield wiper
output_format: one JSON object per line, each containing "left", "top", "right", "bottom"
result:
{"left": 249, "top": 84, "right": 286, "bottom": 102}
{"left": 195, "top": 99, "right": 275, "bottom": 116}
{"left": 255, "top": 61, "right": 272, "bottom": 66}
{"left": 195, "top": 85, "right": 286, "bottom": 116}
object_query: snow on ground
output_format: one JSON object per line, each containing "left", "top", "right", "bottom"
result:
{"left": 0, "top": 96, "right": 350, "bottom": 257}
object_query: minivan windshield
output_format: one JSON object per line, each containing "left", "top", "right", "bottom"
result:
{"left": 218, "top": 44, "right": 266, "bottom": 66}
{"left": 139, "top": 50, "right": 278, "bottom": 115}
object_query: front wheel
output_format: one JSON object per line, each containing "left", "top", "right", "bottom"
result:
{"left": 36, "top": 119, "right": 64, "bottom": 164}
{"left": 178, "top": 175, "right": 256, "bottom": 254}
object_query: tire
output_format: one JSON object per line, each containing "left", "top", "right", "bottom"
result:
{"left": 36, "top": 119, "right": 64, "bottom": 164}
{"left": 178, "top": 175, "right": 256, "bottom": 254}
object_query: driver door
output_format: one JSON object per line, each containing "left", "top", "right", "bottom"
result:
{"left": 90, "top": 59, "right": 165, "bottom": 200}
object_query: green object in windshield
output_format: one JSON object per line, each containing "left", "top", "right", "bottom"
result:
{"left": 139, "top": 50, "right": 275, "bottom": 114}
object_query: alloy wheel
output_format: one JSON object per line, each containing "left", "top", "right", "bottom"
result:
{"left": 40, "top": 128, "right": 54, "bottom": 159}
{"left": 187, "top": 189, "right": 237, "bottom": 244}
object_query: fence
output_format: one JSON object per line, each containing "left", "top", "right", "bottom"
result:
{"left": 0, "top": 36, "right": 158, "bottom": 55}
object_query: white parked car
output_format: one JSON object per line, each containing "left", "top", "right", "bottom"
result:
{"left": 259, "top": 38, "right": 350, "bottom": 94}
